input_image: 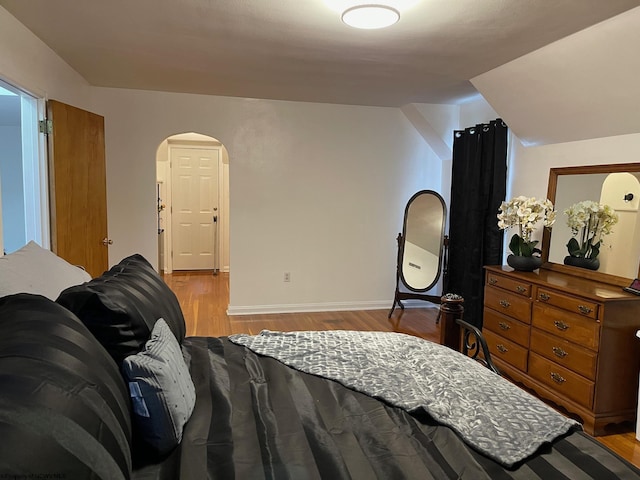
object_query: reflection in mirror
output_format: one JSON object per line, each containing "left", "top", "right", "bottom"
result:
{"left": 402, "top": 193, "right": 446, "bottom": 289}
{"left": 543, "top": 163, "right": 640, "bottom": 284}
{"left": 389, "top": 190, "right": 447, "bottom": 318}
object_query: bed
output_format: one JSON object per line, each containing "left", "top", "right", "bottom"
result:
{"left": 1, "top": 243, "right": 639, "bottom": 479}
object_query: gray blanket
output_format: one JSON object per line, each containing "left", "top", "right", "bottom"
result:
{"left": 229, "top": 330, "right": 580, "bottom": 467}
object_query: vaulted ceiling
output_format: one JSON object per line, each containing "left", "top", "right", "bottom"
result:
{"left": 1, "top": 0, "right": 639, "bottom": 107}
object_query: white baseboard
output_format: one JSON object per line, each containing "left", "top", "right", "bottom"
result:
{"left": 227, "top": 300, "right": 392, "bottom": 316}
{"left": 227, "top": 300, "right": 440, "bottom": 316}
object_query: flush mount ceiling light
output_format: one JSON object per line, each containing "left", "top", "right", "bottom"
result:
{"left": 341, "top": 4, "right": 401, "bottom": 29}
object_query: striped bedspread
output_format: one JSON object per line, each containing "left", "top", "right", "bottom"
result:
{"left": 229, "top": 330, "right": 580, "bottom": 467}
{"left": 133, "top": 335, "right": 640, "bottom": 479}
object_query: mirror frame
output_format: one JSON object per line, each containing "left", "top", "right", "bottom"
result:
{"left": 399, "top": 190, "right": 447, "bottom": 293}
{"left": 389, "top": 189, "right": 448, "bottom": 319}
{"left": 542, "top": 162, "right": 640, "bottom": 287}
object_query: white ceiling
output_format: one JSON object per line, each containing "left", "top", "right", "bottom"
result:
{"left": 1, "top": 0, "right": 639, "bottom": 107}
{"left": 473, "top": 6, "right": 640, "bottom": 145}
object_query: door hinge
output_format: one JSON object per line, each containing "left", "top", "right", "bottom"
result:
{"left": 39, "top": 119, "right": 53, "bottom": 135}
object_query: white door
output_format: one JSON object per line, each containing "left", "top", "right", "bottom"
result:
{"left": 171, "top": 147, "right": 220, "bottom": 270}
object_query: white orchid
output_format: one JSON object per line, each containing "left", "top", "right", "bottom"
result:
{"left": 497, "top": 196, "right": 556, "bottom": 257}
{"left": 564, "top": 200, "right": 618, "bottom": 259}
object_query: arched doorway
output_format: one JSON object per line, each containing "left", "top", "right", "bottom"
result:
{"left": 156, "top": 132, "right": 230, "bottom": 274}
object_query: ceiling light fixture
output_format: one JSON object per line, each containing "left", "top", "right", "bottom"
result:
{"left": 341, "top": 4, "right": 400, "bottom": 29}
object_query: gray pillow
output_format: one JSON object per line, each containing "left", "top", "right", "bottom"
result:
{"left": 121, "top": 319, "right": 196, "bottom": 455}
{"left": 0, "top": 241, "right": 91, "bottom": 299}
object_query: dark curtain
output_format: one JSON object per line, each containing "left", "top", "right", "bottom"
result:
{"left": 448, "top": 119, "right": 508, "bottom": 328}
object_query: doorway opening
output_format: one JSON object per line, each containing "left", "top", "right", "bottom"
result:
{"left": 0, "top": 78, "right": 48, "bottom": 255}
{"left": 156, "top": 132, "right": 230, "bottom": 274}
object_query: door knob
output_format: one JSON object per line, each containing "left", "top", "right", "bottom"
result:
{"left": 102, "top": 237, "right": 113, "bottom": 246}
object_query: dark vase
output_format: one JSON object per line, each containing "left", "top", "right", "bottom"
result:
{"left": 507, "top": 254, "right": 542, "bottom": 272}
{"left": 563, "top": 256, "right": 600, "bottom": 271}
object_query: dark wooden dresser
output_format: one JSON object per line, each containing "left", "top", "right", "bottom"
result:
{"left": 483, "top": 265, "right": 640, "bottom": 435}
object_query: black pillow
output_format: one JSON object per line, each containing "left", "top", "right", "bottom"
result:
{"left": 0, "top": 293, "right": 132, "bottom": 479}
{"left": 57, "top": 254, "right": 186, "bottom": 366}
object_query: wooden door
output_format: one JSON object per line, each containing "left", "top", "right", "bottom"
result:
{"left": 171, "top": 146, "right": 219, "bottom": 270}
{"left": 47, "top": 100, "right": 108, "bottom": 278}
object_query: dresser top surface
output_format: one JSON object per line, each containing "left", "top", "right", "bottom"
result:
{"left": 485, "top": 265, "right": 639, "bottom": 302}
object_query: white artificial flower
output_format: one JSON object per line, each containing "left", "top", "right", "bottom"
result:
{"left": 497, "top": 196, "right": 556, "bottom": 243}
{"left": 497, "top": 196, "right": 557, "bottom": 257}
{"left": 564, "top": 200, "right": 618, "bottom": 258}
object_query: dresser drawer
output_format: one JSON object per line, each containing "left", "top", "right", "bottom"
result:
{"left": 483, "top": 307, "right": 530, "bottom": 348}
{"left": 485, "top": 272, "right": 531, "bottom": 297}
{"left": 484, "top": 286, "right": 532, "bottom": 324}
{"left": 530, "top": 328, "right": 597, "bottom": 380}
{"left": 483, "top": 329, "right": 528, "bottom": 372}
{"left": 532, "top": 303, "right": 600, "bottom": 350}
{"left": 529, "top": 353, "right": 594, "bottom": 409}
{"left": 536, "top": 287, "right": 598, "bottom": 320}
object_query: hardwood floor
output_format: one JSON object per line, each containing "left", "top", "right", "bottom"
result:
{"left": 163, "top": 270, "right": 640, "bottom": 470}
{"left": 163, "top": 270, "right": 440, "bottom": 340}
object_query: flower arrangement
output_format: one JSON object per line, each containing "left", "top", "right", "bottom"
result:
{"left": 497, "top": 196, "right": 556, "bottom": 257}
{"left": 564, "top": 200, "right": 618, "bottom": 259}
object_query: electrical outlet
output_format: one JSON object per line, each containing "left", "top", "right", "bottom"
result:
{"left": 284, "top": 272, "right": 291, "bottom": 282}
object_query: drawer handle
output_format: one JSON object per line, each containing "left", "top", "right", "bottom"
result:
{"left": 550, "top": 372, "right": 566, "bottom": 384}
{"left": 539, "top": 293, "right": 550, "bottom": 301}
{"left": 554, "top": 320, "right": 569, "bottom": 331}
{"left": 578, "top": 305, "right": 592, "bottom": 315}
{"left": 488, "top": 277, "right": 497, "bottom": 285}
{"left": 516, "top": 286, "right": 527, "bottom": 293}
{"left": 496, "top": 344, "right": 508, "bottom": 353}
{"left": 498, "top": 322, "right": 511, "bottom": 331}
{"left": 499, "top": 300, "right": 511, "bottom": 308}
{"left": 552, "top": 346, "right": 568, "bottom": 359}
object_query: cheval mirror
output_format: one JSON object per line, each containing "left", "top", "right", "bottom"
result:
{"left": 388, "top": 190, "right": 448, "bottom": 318}
{"left": 542, "top": 162, "right": 640, "bottom": 286}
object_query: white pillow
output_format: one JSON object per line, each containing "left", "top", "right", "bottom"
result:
{"left": 0, "top": 241, "right": 91, "bottom": 300}
{"left": 122, "top": 319, "right": 196, "bottom": 455}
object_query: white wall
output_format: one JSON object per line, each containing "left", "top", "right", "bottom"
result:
{"left": 468, "top": 5, "right": 640, "bottom": 258}
{"left": 90, "top": 87, "right": 439, "bottom": 313}
{"left": 0, "top": 5, "right": 93, "bottom": 255}
{"left": 509, "top": 133, "right": 640, "bottom": 203}
{"left": 406, "top": 98, "right": 500, "bottom": 231}
{"left": 455, "top": 97, "right": 640, "bottom": 269}
{"left": 0, "top": 7, "right": 92, "bottom": 108}
{"left": 469, "top": 7, "right": 640, "bottom": 261}
{"left": 502, "top": 133, "right": 640, "bottom": 261}
{"left": 0, "top": 5, "right": 451, "bottom": 314}
{"left": 8, "top": 2, "right": 638, "bottom": 312}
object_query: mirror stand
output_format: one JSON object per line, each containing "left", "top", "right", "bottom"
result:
{"left": 388, "top": 190, "right": 447, "bottom": 319}
{"left": 388, "top": 234, "right": 449, "bottom": 318}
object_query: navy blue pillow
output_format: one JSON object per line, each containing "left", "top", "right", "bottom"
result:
{"left": 57, "top": 254, "right": 186, "bottom": 366}
{"left": 0, "top": 293, "right": 132, "bottom": 479}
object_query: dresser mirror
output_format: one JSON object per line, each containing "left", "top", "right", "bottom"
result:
{"left": 542, "top": 163, "right": 640, "bottom": 286}
{"left": 389, "top": 190, "right": 448, "bottom": 317}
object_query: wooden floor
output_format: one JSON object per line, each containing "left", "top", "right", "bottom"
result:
{"left": 163, "top": 270, "right": 640, "bottom": 470}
